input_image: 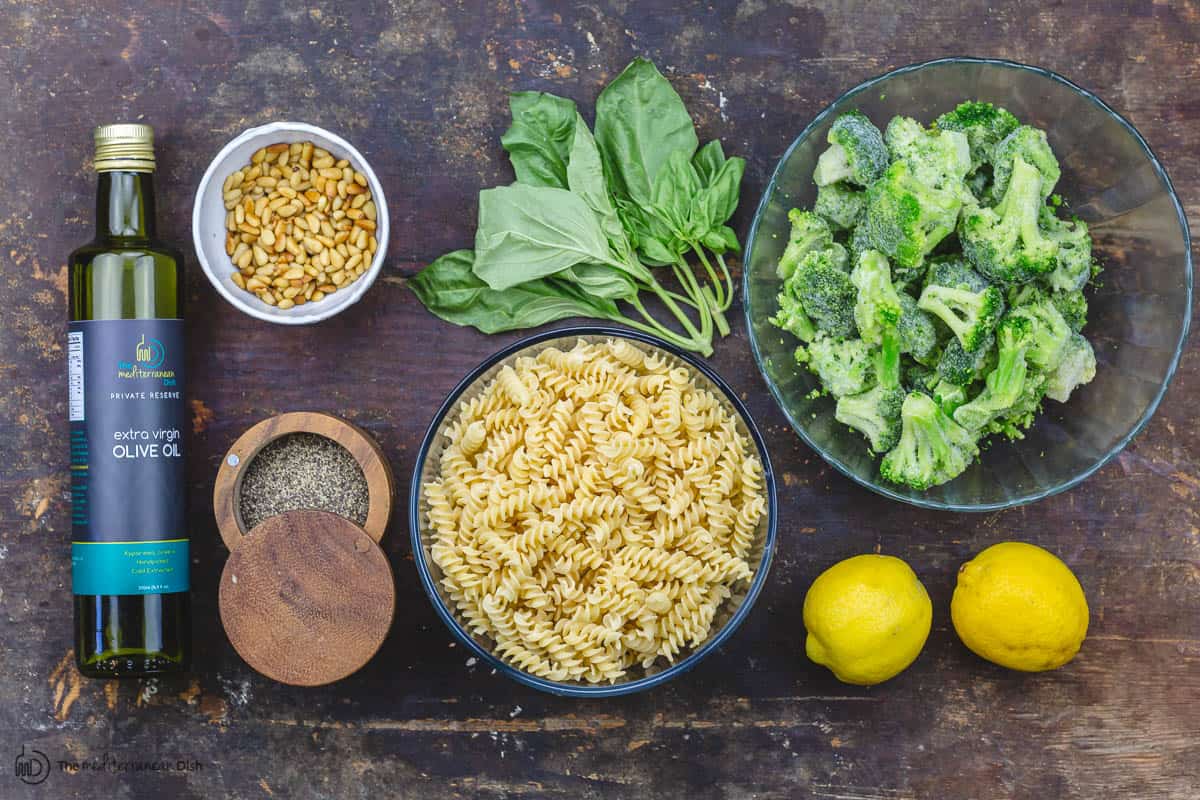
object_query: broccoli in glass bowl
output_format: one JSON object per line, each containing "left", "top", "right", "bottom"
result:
{"left": 744, "top": 58, "right": 1191, "bottom": 510}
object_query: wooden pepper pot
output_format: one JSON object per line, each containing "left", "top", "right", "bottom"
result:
{"left": 213, "top": 412, "right": 396, "bottom": 687}
{"left": 213, "top": 411, "right": 394, "bottom": 550}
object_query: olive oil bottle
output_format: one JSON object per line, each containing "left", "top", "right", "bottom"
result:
{"left": 69, "top": 124, "right": 190, "bottom": 677}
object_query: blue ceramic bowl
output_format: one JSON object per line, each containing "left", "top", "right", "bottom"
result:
{"left": 744, "top": 57, "right": 1192, "bottom": 511}
{"left": 410, "top": 326, "right": 778, "bottom": 696}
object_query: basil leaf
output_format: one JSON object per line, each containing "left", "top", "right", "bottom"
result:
{"left": 500, "top": 91, "right": 577, "bottom": 188}
{"left": 561, "top": 263, "right": 638, "bottom": 300}
{"left": 702, "top": 225, "right": 741, "bottom": 254}
{"left": 565, "top": 113, "right": 628, "bottom": 254}
{"left": 651, "top": 149, "right": 703, "bottom": 235}
{"left": 618, "top": 199, "right": 683, "bottom": 265}
{"left": 545, "top": 276, "right": 621, "bottom": 316}
{"left": 595, "top": 58, "right": 699, "bottom": 206}
{"left": 693, "top": 140, "right": 727, "bottom": 184}
{"left": 408, "top": 250, "right": 486, "bottom": 311}
{"left": 641, "top": 235, "right": 683, "bottom": 264}
{"left": 700, "top": 156, "right": 745, "bottom": 227}
{"left": 473, "top": 184, "right": 617, "bottom": 290}
{"left": 410, "top": 250, "right": 613, "bottom": 333}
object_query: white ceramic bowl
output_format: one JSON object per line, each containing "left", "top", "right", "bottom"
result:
{"left": 192, "top": 121, "right": 389, "bottom": 325}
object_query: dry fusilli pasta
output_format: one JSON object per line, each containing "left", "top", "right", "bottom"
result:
{"left": 423, "top": 338, "right": 767, "bottom": 683}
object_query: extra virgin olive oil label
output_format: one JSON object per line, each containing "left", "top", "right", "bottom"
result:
{"left": 68, "top": 319, "right": 188, "bottom": 595}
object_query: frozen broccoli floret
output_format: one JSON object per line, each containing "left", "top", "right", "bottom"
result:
{"left": 930, "top": 377, "right": 968, "bottom": 415}
{"left": 835, "top": 326, "right": 905, "bottom": 453}
{"left": 814, "top": 110, "right": 889, "bottom": 187}
{"left": 917, "top": 281, "right": 1005, "bottom": 352}
{"left": 789, "top": 249, "right": 858, "bottom": 339}
{"left": 1039, "top": 206, "right": 1093, "bottom": 292}
{"left": 770, "top": 292, "right": 817, "bottom": 342}
{"left": 1008, "top": 295, "right": 1072, "bottom": 372}
{"left": 935, "top": 101, "right": 1020, "bottom": 173}
{"left": 991, "top": 125, "right": 1061, "bottom": 201}
{"left": 862, "top": 160, "right": 963, "bottom": 271}
{"left": 1044, "top": 332, "right": 1096, "bottom": 402}
{"left": 1051, "top": 289, "right": 1088, "bottom": 333}
{"left": 927, "top": 255, "right": 991, "bottom": 293}
{"left": 850, "top": 250, "right": 903, "bottom": 345}
{"left": 959, "top": 156, "right": 1060, "bottom": 284}
{"left": 1006, "top": 282, "right": 1047, "bottom": 309}
{"left": 884, "top": 115, "right": 972, "bottom": 190}
{"left": 898, "top": 292, "right": 939, "bottom": 364}
{"left": 953, "top": 315, "right": 1034, "bottom": 431}
{"left": 879, "top": 391, "right": 979, "bottom": 490}
{"left": 912, "top": 364, "right": 969, "bottom": 412}
{"left": 982, "top": 372, "right": 1047, "bottom": 440}
{"left": 936, "top": 333, "right": 994, "bottom": 385}
{"left": 796, "top": 335, "right": 876, "bottom": 398}
{"left": 777, "top": 209, "right": 833, "bottom": 279}
{"left": 814, "top": 181, "right": 867, "bottom": 231}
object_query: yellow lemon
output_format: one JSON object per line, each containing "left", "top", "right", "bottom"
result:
{"left": 803, "top": 554, "right": 932, "bottom": 685}
{"left": 951, "top": 542, "right": 1088, "bottom": 671}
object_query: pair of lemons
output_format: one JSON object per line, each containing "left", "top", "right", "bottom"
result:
{"left": 803, "top": 542, "right": 1089, "bottom": 685}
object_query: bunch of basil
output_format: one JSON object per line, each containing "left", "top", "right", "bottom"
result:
{"left": 409, "top": 58, "right": 745, "bottom": 356}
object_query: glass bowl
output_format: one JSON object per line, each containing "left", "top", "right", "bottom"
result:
{"left": 743, "top": 57, "right": 1192, "bottom": 511}
{"left": 409, "top": 326, "right": 777, "bottom": 696}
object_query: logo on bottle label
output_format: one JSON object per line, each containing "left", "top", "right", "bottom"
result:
{"left": 117, "top": 333, "right": 175, "bottom": 384}
{"left": 135, "top": 334, "right": 164, "bottom": 367}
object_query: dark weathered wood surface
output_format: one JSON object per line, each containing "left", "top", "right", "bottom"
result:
{"left": 2, "top": 2, "right": 1198, "bottom": 798}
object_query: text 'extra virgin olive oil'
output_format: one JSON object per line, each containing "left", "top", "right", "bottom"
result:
{"left": 69, "top": 124, "right": 190, "bottom": 677}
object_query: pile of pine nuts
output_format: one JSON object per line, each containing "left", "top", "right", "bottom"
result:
{"left": 221, "top": 141, "right": 378, "bottom": 309}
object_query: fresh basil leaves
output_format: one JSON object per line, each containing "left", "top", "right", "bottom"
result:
{"left": 410, "top": 58, "right": 745, "bottom": 355}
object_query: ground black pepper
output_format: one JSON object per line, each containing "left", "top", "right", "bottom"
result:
{"left": 239, "top": 433, "right": 370, "bottom": 530}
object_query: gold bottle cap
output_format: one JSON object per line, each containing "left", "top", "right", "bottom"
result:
{"left": 94, "top": 123, "right": 156, "bottom": 172}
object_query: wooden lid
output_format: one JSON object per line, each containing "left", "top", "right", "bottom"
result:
{"left": 214, "top": 411, "right": 394, "bottom": 551}
{"left": 218, "top": 510, "right": 395, "bottom": 686}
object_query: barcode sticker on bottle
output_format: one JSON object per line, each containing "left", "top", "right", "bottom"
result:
{"left": 68, "top": 330, "right": 84, "bottom": 421}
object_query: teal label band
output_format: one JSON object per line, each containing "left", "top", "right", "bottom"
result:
{"left": 71, "top": 540, "right": 189, "bottom": 596}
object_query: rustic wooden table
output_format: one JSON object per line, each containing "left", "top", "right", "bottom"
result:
{"left": 2, "top": 2, "right": 1197, "bottom": 798}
